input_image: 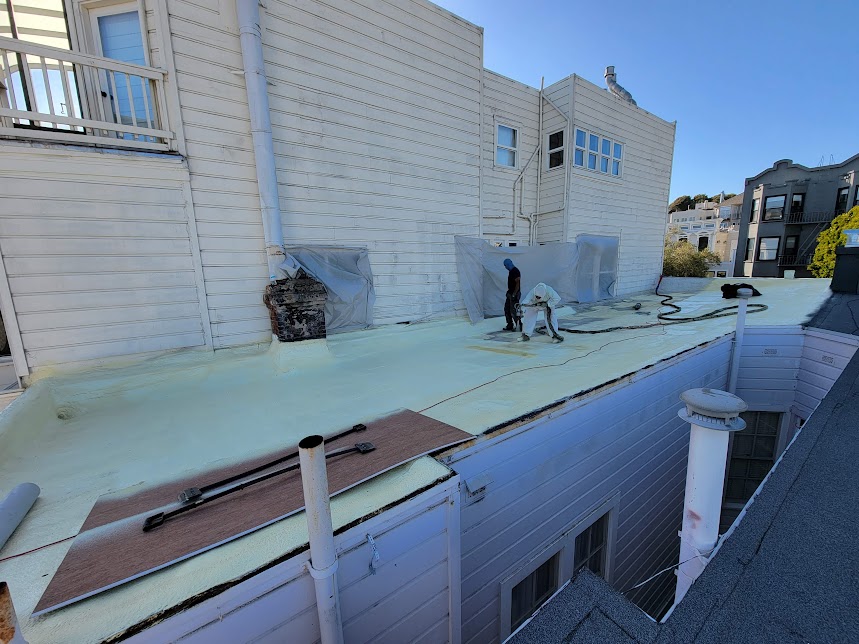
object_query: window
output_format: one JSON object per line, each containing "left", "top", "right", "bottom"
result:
{"left": 678, "top": 237, "right": 688, "bottom": 243}
{"left": 496, "top": 124, "right": 518, "bottom": 168}
{"left": 835, "top": 187, "right": 849, "bottom": 215}
{"left": 790, "top": 194, "right": 804, "bottom": 216}
{"left": 572, "top": 127, "right": 623, "bottom": 176}
{"left": 744, "top": 237, "right": 755, "bottom": 261}
{"left": 785, "top": 235, "right": 799, "bottom": 255}
{"left": 510, "top": 552, "right": 559, "bottom": 631}
{"left": 717, "top": 271, "right": 727, "bottom": 277}
{"left": 698, "top": 237, "right": 709, "bottom": 252}
{"left": 547, "top": 130, "right": 564, "bottom": 169}
{"left": 573, "top": 512, "right": 609, "bottom": 578}
{"left": 854, "top": 187, "right": 859, "bottom": 209}
{"left": 757, "top": 236, "right": 779, "bottom": 261}
{"left": 725, "top": 412, "right": 782, "bottom": 504}
{"left": 763, "top": 195, "right": 785, "bottom": 221}
{"left": 749, "top": 198, "right": 760, "bottom": 223}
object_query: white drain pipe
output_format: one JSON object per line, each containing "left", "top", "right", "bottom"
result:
{"left": 299, "top": 435, "right": 344, "bottom": 644}
{"left": 236, "top": 0, "right": 286, "bottom": 282}
{"left": 674, "top": 388, "right": 746, "bottom": 604}
{"left": 727, "top": 288, "right": 754, "bottom": 393}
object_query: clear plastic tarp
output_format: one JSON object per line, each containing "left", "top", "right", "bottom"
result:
{"left": 575, "top": 235, "right": 619, "bottom": 303}
{"left": 455, "top": 237, "right": 580, "bottom": 323}
{"left": 285, "top": 246, "right": 376, "bottom": 332}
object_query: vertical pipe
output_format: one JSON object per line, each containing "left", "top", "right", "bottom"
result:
{"left": 675, "top": 388, "right": 746, "bottom": 604}
{"left": 534, "top": 76, "right": 543, "bottom": 246}
{"left": 727, "top": 288, "right": 753, "bottom": 393}
{"left": 236, "top": 0, "right": 286, "bottom": 281}
{"left": 298, "top": 435, "right": 344, "bottom": 644}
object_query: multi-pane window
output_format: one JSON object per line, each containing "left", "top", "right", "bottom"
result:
{"left": 725, "top": 412, "right": 781, "bottom": 504}
{"left": 790, "top": 194, "right": 804, "bottom": 216}
{"left": 784, "top": 235, "right": 799, "bottom": 256}
{"left": 763, "top": 195, "right": 785, "bottom": 221}
{"left": 573, "top": 128, "right": 623, "bottom": 176}
{"left": 757, "top": 237, "right": 779, "bottom": 261}
{"left": 854, "top": 187, "right": 859, "bottom": 209}
{"left": 744, "top": 237, "right": 755, "bottom": 261}
{"left": 547, "top": 130, "right": 564, "bottom": 169}
{"left": 749, "top": 198, "right": 760, "bottom": 223}
{"left": 574, "top": 512, "right": 609, "bottom": 578}
{"left": 510, "top": 552, "right": 559, "bottom": 631}
{"left": 835, "top": 187, "right": 849, "bottom": 215}
{"left": 496, "top": 124, "right": 518, "bottom": 168}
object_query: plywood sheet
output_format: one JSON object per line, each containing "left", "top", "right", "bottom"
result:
{"left": 35, "top": 410, "right": 469, "bottom": 615}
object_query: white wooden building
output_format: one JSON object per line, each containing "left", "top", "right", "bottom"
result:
{"left": 0, "top": 0, "right": 675, "bottom": 383}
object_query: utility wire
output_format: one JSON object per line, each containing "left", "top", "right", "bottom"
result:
{"left": 620, "top": 552, "right": 714, "bottom": 595}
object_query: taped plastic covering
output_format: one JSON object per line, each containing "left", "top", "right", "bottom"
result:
{"left": 455, "top": 236, "right": 579, "bottom": 323}
{"left": 575, "top": 235, "right": 619, "bottom": 303}
{"left": 284, "top": 246, "right": 375, "bottom": 332}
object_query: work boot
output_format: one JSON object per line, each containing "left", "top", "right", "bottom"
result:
{"left": 503, "top": 324, "right": 515, "bottom": 331}
{"left": 518, "top": 334, "right": 530, "bottom": 342}
{"left": 552, "top": 335, "right": 564, "bottom": 344}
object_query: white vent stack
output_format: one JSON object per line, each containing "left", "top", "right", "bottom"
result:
{"left": 675, "top": 388, "right": 747, "bottom": 604}
{"left": 298, "top": 435, "right": 344, "bottom": 644}
{"left": 727, "top": 288, "right": 754, "bottom": 394}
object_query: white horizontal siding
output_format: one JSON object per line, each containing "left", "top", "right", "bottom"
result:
{"left": 0, "top": 145, "right": 207, "bottom": 368}
{"left": 536, "top": 76, "right": 570, "bottom": 242}
{"left": 450, "top": 337, "right": 731, "bottom": 643}
{"left": 735, "top": 327, "right": 805, "bottom": 412}
{"left": 794, "top": 328, "right": 859, "bottom": 418}
{"left": 168, "top": 0, "right": 482, "bottom": 348}
{"left": 567, "top": 76, "right": 675, "bottom": 295}
{"left": 481, "top": 70, "right": 539, "bottom": 241}
{"left": 126, "top": 480, "right": 458, "bottom": 644}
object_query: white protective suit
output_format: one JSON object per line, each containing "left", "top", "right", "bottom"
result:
{"left": 521, "top": 283, "right": 562, "bottom": 338}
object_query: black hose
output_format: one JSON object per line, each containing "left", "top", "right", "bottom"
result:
{"left": 559, "top": 276, "right": 768, "bottom": 335}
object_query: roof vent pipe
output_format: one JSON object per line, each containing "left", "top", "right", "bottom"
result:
{"left": 299, "top": 435, "right": 344, "bottom": 644}
{"left": 727, "top": 288, "right": 754, "bottom": 394}
{"left": 236, "top": 0, "right": 287, "bottom": 282}
{"left": 674, "top": 388, "right": 747, "bottom": 605}
{"left": 604, "top": 66, "right": 636, "bottom": 106}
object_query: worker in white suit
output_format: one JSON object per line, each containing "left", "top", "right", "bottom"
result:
{"left": 519, "top": 283, "right": 564, "bottom": 343}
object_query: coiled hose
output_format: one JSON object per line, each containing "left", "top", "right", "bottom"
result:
{"left": 559, "top": 276, "right": 768, "bottom": 335}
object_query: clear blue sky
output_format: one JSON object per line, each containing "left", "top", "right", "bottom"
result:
{"left": 434, "top": 0, "right": 859, "bottom": 201}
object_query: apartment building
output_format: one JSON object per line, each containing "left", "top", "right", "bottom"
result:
{"left": 734, "top": 155, "right": 859, "bottom": 278}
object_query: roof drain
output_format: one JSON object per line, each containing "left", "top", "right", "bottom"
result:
{"left": 674, "top": 388, "right": 747, "bottom": 605}
{"left": 604, "top": 66, "right": 637, "bottom": 106}
{"left": 235, "top": 0, "right": 286, "bottom": 283}
{"left": 299, "top": 435, "right": 345, "bottom": 644}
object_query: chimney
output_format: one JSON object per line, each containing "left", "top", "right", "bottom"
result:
{"left": 674, "top": 388, "right": 747, "bottom": 604}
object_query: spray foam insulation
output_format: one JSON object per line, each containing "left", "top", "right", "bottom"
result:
{"left": 35, "top": 410, "right": 469, "bottom": 615}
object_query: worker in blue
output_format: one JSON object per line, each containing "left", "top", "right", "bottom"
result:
{"left": 519, "top": 282, "right": 564, "bottom": 343}
{"left": 502, "top": 258, "right": 521, "bottom": 331}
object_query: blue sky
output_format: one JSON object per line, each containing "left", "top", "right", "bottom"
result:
{"left": 434, "top": 0, "right": 859, "bottom": 201}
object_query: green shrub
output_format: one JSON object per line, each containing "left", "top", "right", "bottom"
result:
{"left": 662, "top": 236, "right": 723, "bottom": 277}
{"left": 808, "top": 206, "right": 859, "bottom": 278}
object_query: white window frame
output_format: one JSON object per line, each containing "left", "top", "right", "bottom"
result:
{"left": 495, "top": 120, "right": 519, "bottom": 170}
{"left": 499, "top": 493, "right": 619, "bottom": 640}
{"left": 572, "top": 126, "right": 623, "bottom": 178}
{"left": 545, "top": 128, "right": 565, "bottom": 171}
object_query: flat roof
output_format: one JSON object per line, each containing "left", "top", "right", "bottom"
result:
{"left": 0, "top": 278, "right": 832, "bottom": 642}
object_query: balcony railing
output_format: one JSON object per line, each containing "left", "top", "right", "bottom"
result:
{"left": 0, "top": 36, "right": 173, "bottom": 152}
{"left": 777, "top": 254, "right": 812, "bottom": 267}
{"left": 785, "top": 211, "right": 836, "bottom": 225}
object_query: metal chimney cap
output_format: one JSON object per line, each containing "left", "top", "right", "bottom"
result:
{"left": 678, "top": 388, "right": 747, "bottom": 431}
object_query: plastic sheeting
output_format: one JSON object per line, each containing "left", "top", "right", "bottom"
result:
{"left": 285, "top": 246, "right": 375, "bottom": 332}
{"left": 575, "top": 235, "right": 619, "bottom": 303}
{"left": 455, "top": 237, "right": 580, "bottom": 323}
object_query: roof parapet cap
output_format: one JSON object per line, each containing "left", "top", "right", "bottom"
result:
{"left": 678, "top": 388, "right": 747, "bottom": 431}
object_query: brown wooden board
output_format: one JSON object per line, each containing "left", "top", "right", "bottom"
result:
{"left": 35, "top": 410, "right": 469, "bottom": 615}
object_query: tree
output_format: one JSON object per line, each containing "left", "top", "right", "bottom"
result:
{"left": 669, "top": 195, "right": 693, "bottom": 213}
{"left": 692, "top": 193, "right": 710, "bottom": 204}
{"left": 710, "top": 193, "right": 736, "bottom": 203}
{"left": 662, "top": 233, "right": 722, "bottom": 277}
{"left": 808, "top": 206, "right": 859, "bottom": 278}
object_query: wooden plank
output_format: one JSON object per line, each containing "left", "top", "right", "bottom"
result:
{"left": 34, "top": 410, "right": 469, "bottom": 614}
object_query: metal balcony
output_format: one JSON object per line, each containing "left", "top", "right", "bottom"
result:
{"left": 786, "top": 211, "right": 836, "bottom": 225}
{"left": 777, "top": 254, "right": 812, "bottom": 267}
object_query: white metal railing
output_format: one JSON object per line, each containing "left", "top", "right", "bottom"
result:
{"left": 0, "top": 35, "right": 173, "bottom": 152}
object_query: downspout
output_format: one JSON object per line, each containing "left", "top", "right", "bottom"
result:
{"left": 532, "top": 77, "right": 544, "bottom": 246}
{"left": 235, "top": 0, "right": 286, "bottom": 281}
{"left": 299, "top": 435, "right": 344, "bottom": 644}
